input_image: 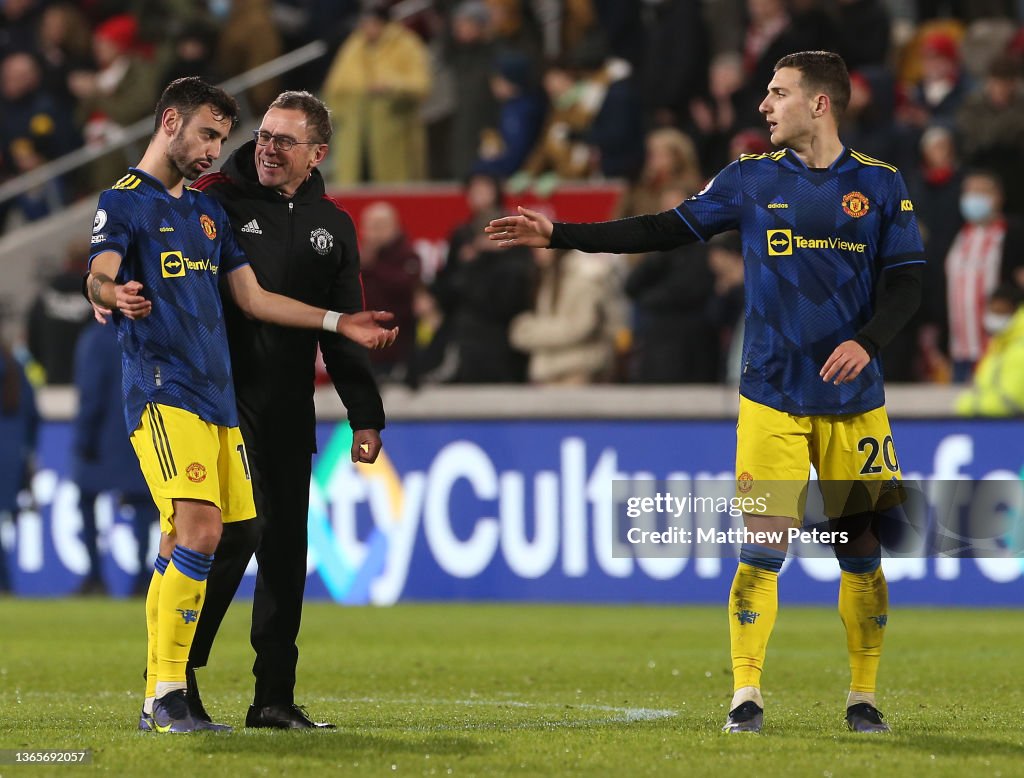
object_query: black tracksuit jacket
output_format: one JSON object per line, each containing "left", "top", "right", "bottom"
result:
{"left": 194, "top": 140, "right": 384, "bottom": 452}
{"left": 187, "top": 143, "right": 383, "bottom": 702}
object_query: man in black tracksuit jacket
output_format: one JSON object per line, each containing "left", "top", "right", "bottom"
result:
{"left": 187, "top": 92, "right": 385, "bottom": 728}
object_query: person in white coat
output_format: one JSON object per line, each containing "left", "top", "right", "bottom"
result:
{"left": 509, "top": 247, "right": 625, "bottom": 384}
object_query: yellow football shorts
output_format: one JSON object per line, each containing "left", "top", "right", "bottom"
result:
{"left": 735, "top": 396, "right": 903, "bottom": 521}
{"left": 130, "top": 402, "right": 257, "bottom": 534}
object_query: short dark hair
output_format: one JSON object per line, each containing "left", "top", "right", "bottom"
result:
{"left": 963, "top": 167, "right": 1004, "bottom": 193}
{"left": 267, "top": 90, "right": 333, "bottom": 144}
{"left": 774, "top": 51, "right": 851, "bottom": 124}
{"left": 153, "top": 77, "right": 239, "bottom": 134}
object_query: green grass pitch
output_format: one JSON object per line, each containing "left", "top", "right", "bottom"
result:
{"left": 0, "top": 599, "right": 1021, "bottom": 777}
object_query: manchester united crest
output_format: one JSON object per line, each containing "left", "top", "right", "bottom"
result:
{"left": 841, "top": 191, "right": 869, "bottom": 218}
{"left": 310, "top": 227, "right": 334, "bottom": 255}
{"left": 738, "top": 471, "right": 754, "bottom": 493}
{"left": 199, "top": 214, "right": 217, "bottom": 240}
{"left": 186, "top": 462, "right": 208, "bottom": 483}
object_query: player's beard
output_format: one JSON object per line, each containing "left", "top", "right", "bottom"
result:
{"left": 167, "top": 131, "right": 207, "bottom": 181}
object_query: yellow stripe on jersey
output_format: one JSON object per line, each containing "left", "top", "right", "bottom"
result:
{"left": 112, "top": 173, "right": 142, "bottom": 190}
{"left": 849, "top": 150, "right": 898, "bottom": 173}
{"left": 739, "top": 150, "right": 787, "bottom": 163}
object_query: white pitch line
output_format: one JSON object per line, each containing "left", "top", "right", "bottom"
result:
{"left": 317, "top": 696, "right": 678, "bottom": 730}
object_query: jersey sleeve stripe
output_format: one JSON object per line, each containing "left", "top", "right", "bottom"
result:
{"left": 883, "top": 258, "right": 927, "bottom": 269}
{"left": 89, "top": 248, "right": 124, "bottom": 263}
{"left": 739, "top": 150, "right": 786, "bottom": 163}
{"left": 672, "top": 205, "right": 707, "bottom": 242}
{"left": 112, "top": 174, "right": 142, "bottom": 190}
{"left": 849, "top": 150, "right": 898, "bottom": 173}
{"left": 112, "top": 173, "right": 139, "bottom": 190}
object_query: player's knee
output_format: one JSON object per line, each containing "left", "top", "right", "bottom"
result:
{"left": 830, "top": 511, "right": 882, "bottom": 573}
{"left": 170, "top": 500, "right": 225, "bottom": 553}
{"left": 739, "top": 543, "right": 786, "bottom": 573}
{"left": 836, "top": 552, "right": 880, "bottom": 574}
{"left": 158, "top": 533, "right": 175, "bottom": 560}
{"left": 175, "top": 519, "right": 222, "bottom": 555}
{"left": 830, "top": 512, "right": 878, "bottom": 551}
{"left": 190, "top": 524, "right": 222, "bottom": 555}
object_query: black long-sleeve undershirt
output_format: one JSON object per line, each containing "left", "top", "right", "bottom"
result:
{"left": 852, "top": 263, "right": 922, "bottom": 357}
{"left": 550, "top": 209, "right": 699, "bottom": 254}
{"left": 549, "top": 212, "right": 923, "bottom": 358}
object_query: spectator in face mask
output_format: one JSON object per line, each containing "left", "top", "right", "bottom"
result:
{"left": 942, "top": 169, "right": 1024, "bottom": 382}
{"left": 955, "top": 284, "right": 1024, "bottom": 415}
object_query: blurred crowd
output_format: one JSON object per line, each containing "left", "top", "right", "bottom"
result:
{"left": 8, "top": 0, "right": 1024, "bottom": 397}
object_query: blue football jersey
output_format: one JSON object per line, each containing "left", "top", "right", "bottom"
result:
{"left": 676, "top": 147, "right": 925, "bottom": 415}
{"left": 89, "top": 169, "right": 250, "bottom": 432}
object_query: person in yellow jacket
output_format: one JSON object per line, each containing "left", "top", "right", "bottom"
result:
{"left": 322, "top": 3, "right": 431, "bottom": 184}
{"left": 956, "top": 284, "right": 1024, "bottom": 416}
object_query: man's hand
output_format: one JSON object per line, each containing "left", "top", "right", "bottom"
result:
{"left": 351, "top": 429, "right": 382, "bottom": 464}
{"left": 820, "top": 340, "right": 870, "bottom": 385}
{"left": 337, "top": 310, "right": 398, "bottom": 349}
{"left": 91, "top": 302, "right": 112, "bottom": 324}
{"left": 485, "top": 206, "right": 553, "bottom": 248}
{"left": 115, "top": 280, "right": 152, "bottom": 320}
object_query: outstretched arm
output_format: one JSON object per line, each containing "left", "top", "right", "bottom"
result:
{"left": 486, "top": 206, "right": 698, "bottom": 254}
{"left": 485, "top": 206, "right": 555, "bottom": 248}
{"left": 224, "top": 264, "right": 398, "bottom": 350}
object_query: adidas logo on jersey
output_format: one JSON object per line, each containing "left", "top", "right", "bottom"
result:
{"left": 240, "top": 219, "right": 262, "bottom": 234}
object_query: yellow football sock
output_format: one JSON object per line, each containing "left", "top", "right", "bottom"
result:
{"left": 839, "top": 566, "right": 888, "bottom": 694}
{"left": 144, "top": 558, "right": 168, "bottom": 702}
{"left": 728, "top": 562, "right": 779, "bottom": 691}
{"left": 157, "top": 547, "right": 212, "bottom": 687}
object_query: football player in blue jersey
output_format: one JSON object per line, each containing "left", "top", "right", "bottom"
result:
{"left": 86, "top": 77, "right": 398, "bottom": 733}
{"left": 486, "top": 51, "right": 925, "bottom": 735}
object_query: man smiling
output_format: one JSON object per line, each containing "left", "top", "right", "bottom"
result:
{"left": 86, "top": 79, "right": 396, "bottom": 733}
{"left": 189, "top": 92, "right": 386, "bottom": 729}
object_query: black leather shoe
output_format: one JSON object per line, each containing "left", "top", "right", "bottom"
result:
{"left": 185, "top": 665, "right": 212, "bottom": 724}
{"left": 245, "top": 703, "right": 336, "bottom": 729}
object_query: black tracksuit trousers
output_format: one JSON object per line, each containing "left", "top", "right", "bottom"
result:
{"left": 189, "top": 442, "right": 313, "bottom": 707}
